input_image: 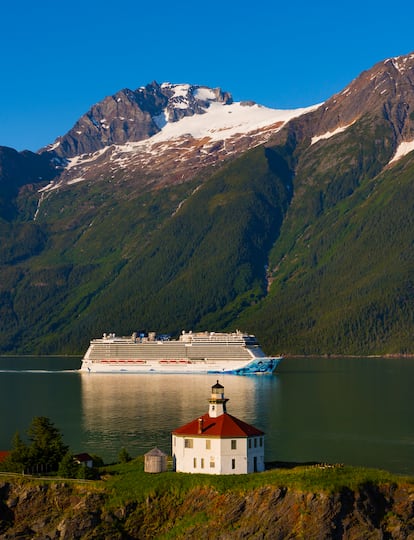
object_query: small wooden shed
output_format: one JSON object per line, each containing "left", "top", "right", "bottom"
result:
{"left": 144, "top": 447, "right": 168, "bottom": 473}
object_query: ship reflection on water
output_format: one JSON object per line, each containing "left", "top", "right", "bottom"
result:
{"left": 2, "top": 356, "right": 414, "bottom": 473}
{"left": 79, "top": 373, "right": 271, "bottom": 462}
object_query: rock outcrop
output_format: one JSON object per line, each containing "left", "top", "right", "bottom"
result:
{"left": 0, "top": 146, "right": 58, "bottom": 220}
{"left": 1, "top": 478, "right": 414, "bottom": 539}
{"left": 44, "top": 82, "right": 234, "bottom": 159}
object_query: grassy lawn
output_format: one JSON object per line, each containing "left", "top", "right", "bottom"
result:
{"left": 2, "top": 457, "right": 413, "bottom": 511}
{"left": 100, "top": 457, "right": 414, "bottom": 509}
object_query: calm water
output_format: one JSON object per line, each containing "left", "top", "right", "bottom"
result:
{"left": 1, "top": 356, "right": 414, "bottom": 474}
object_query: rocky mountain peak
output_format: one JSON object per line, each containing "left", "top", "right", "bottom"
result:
{"left": 44, "top": 82, "right": 234, "bottom": 159}
{"left": 40, "top": 80, "right": 314, "bottom": 195}
{"left": 320, "top": 51, "right": 414, "bottom": 133}
{"left": 275, "top": 51, "right": 414, "bottom": 154}
{"left": 156, "top": 83, "right": 233, "bottom": 123}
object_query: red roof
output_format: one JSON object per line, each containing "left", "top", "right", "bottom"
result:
{"left": 172, "top": 412, "right": 264, "bottom": 438}
{"left": 74, "top": 453, "right": 93, "bottom": 463}
{"left": 0, "top": 451, "right": 10, "bottom": 462}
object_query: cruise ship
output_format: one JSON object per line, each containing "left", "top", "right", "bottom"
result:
{"left": 80, "top": 330, "right": 281, "bottom": 374}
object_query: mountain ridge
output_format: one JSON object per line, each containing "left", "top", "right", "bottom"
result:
{"left": 43, "top": 82, "right": 233, "bottom": 158}
{"left": 38, "top": 82, "right": 317, "bottom": 197}
{"left": 1, "top": 52, "right": 414, "bottom": 354}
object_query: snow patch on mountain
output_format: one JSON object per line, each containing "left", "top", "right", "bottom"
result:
{"left": 194, "top": 87, "right": 216, "bottom": 100}
{"left": 311, "top": 121, "right": 356, "bottom": 145}
{"left": 386, "top": 53, "right": 414, "bottom": 74}
{"left": 40, "top": 84, "right": 320, "bottom": 193}
{"left": 62, "top": 99, "right": 318, "bottom": 181}
{"left": 151, "top": 101, "right": 315, "bottom": 143}
{"left": 389, "top": 140, "right": 414, "bottom": 164}
{"left": 66, "top": 147, "right": 109, "bottom": 170}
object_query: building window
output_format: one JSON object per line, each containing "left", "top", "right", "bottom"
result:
{"left": 254, "top": 438, "right": 257, "bottom": 448}
{"left": 184, "top": 438, "right": 193, "bottom": 448}
{"left": 210, "top": 458, "right": 215, "bottom": 468}
{"left": 193, "top": 457, "right": 197, "bottom": 468}
{"left": 201, "top": 458, "right": 204, "bottom": 469}
{"left": 260, "top": 437, "right": 263, "bottom": 447}
{"left": 231, "top": 440, "right": 237, "bottom": 450}
{"left": 232, "top": 458, "right": 235, "bottom": 469}
{"left": 248, "top": 439, "right": 252, "bottom": 449}
{"left": 206, "top": 439, "right": 211, "bottom": 450}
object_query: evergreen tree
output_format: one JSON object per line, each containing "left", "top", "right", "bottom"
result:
{"left": 27, "top": 416, "right": 68, "bottom": 472}
{"left": 2, "top": 432, "right": 29, "bottom": 472}
{"left": 118, "top": 447, "right": 131, "bottom": 463}
{"left": 77, "top": 464, "right": 99, "bottom": 480}
{"left": 57, "top": 451, "right": 80, "bottom": 478}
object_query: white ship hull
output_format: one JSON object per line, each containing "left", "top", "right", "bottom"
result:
{"left": 80, "top": 331, "right": 281, "bottom": 375}
{"left": 81, "top": 357, "right": 281, "bottom": 374}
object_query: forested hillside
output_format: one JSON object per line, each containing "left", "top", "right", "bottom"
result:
{"left": 0, "top": 146, "right": 291, "bottom": 353}
{"left": 241, "top": 125, "right": 414, "bottom": 354}
{"left": 1, "top": 54, "right": 414, "bottom": 355}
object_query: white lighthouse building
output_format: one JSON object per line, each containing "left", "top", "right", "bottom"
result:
{"left": 172, "top": 380, "right": 265, "bottom": 474}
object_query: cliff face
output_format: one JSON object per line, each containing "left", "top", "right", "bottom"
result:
{"left": 1, "top": 479, "right": 414, "bottom": 539}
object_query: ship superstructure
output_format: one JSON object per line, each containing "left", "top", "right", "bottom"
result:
{"left": 80, "top": 330, "right": 281, "bottom": 374}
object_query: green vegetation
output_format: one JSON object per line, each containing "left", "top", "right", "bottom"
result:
{"left": 1, "top": 416, "right": 102, "bottom": 479}
{"left": 240, "top": 120, "right": 414, "bottom": 355}
{"left": 118, "top": 447, "right": 132, "bottom": 464}
{"left": 3, "top": 416, "right": 68, "bottom": 474}
{"left": 2, "top": 457, "right": 412, "bottom": 539}
{"left": 0, "top": 145, "right": 292, "bottom": 353}
{"left": 101, "top": 458, "right": 409, "bottom": 508}
{"left": 3, "top": 418, "right": 406, "bottom": 498}
{"left": 2, "top": 107, "right": 414, "bottom": 355}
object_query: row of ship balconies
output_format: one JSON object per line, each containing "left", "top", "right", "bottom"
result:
{"left": 88, "top": 343, "right": 254, "bottom": 360}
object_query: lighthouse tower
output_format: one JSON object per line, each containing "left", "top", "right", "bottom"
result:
{"left": 172, "top": 380, "right": 265, "bottom": 474}
{"left": 208, "top": 380, "right": 228, "bottom": 417}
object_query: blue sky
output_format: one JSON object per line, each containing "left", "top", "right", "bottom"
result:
{"left": 1, "top": 0, "right": 414, "bottom": 152}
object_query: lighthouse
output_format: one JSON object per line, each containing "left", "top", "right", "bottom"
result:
{"left": 208, "top": 380, "right": 228, "bottom": 417}
{"left": 172, "top": 380, "right": 265, "bottom": 474}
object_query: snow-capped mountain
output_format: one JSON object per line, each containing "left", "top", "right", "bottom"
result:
{"left": 4, "top": 52, "right": 414, "bottom": 357}
{"left": 41, "top": 82, "right": 317, "bottom": 192}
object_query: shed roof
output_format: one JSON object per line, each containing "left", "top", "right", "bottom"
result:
{"left": 145, "top": 447, "right": 167, "bottom": 457}
{"left": 74, "top": 453, "right": 93, "bottom": 462}
{"left": 172, "top": 412, "right": 264, "bottom": 438}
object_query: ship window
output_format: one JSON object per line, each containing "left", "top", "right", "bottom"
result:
{"left": 231, "top": 440, "right": 237, "bottom": 450}
{"left": 206, "top": 440, "right": 211, "bottom": 450}
{"left": 184, "top": 438, "right": 193, "bottom": 449}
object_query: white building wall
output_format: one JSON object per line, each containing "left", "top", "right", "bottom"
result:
{"left": 173, "top": 435, "right": 229, "bottom": 474}
{"left": 246, "top": 435, "right": 265, "bottom": 472}
{"left": 218, "top": 437, "right": 248, "bottom": 474}
{"left": 172, "top": 434, "right": 264, "bottom": 475}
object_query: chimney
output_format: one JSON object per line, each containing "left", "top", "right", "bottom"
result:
{"left": 197, "top": 417, "right": 204, "bottom": 434}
